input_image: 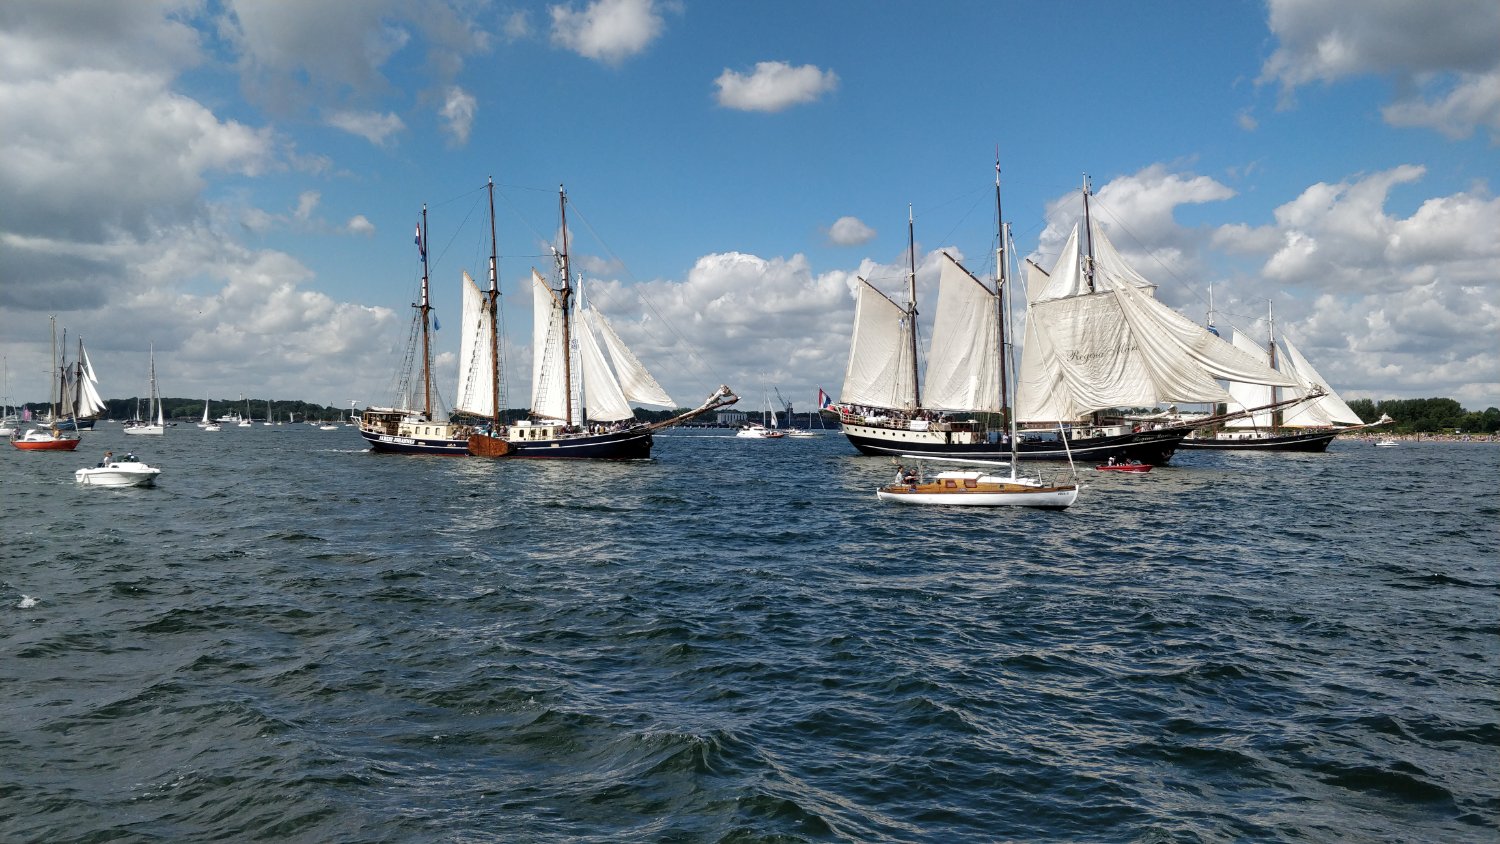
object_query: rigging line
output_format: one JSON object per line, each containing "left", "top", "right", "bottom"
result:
{"left": 1085, "top": 195, "right": 1218, "bottom": 312}
{"left": 562, "top": 199, "right": 728, "bottom": 397}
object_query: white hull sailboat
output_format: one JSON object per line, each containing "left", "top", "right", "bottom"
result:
{"left": 878, "top": 467, "right": 1078, "bottom": 508}
{"left": 123, "top": 346, "right": 165, "bottom": 436}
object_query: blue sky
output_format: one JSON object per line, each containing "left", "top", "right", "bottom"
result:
{"left": 2, "top": 0, "right": 1497, "bottom": 416}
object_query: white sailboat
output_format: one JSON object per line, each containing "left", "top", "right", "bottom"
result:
{"left": 200, "top": 394, "right": 221, "bottom": 431}
{"left": 123, "top": 346, "right": 165, "bottom": 436}
{"left": 736, "top": 394, "right": 786, "bottom": 439}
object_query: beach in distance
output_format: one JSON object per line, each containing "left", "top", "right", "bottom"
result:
{"left": 3, "top": 425, "right": 1496, "bottom": 842}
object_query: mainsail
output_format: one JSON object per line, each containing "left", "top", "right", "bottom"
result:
{"left": 1016, "top": 218, "right": 1297, "bottom": 423}
{"left": 923, "top": 255, "right": 1003, "bottom": 412}
{"left": 1225, "top": 329, "right": 1274, "bottom": 429}
{"left": 454, "top": 271, "right": 495, "bottom": 418}
{"left": 1278, "top": 334, "right": 1362, "bottom": 427}
{"left": 530, "top": 270, "right": 675, "bottom": 425}
{"left": 841, "top": 279, "right": 916, "bottom": 410}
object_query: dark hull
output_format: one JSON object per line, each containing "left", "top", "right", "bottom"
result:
{"left": 842, "top": 426, "right": 1188, "bottom": 465}
{"left": 53, "top": 418, "right": 96, "bottom": 431}
{"left": 488, "top": 427, "right": 653, "bottom": 459}
{"left": 1177, "top": 429, "right": 1338, "bottom": 453}
{"left": 359, "top": 429, "right": 471, "bottom": 456}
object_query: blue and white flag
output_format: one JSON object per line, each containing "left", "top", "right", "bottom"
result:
{"left": 414, "top": 224, "right": 425, "bottom": 260}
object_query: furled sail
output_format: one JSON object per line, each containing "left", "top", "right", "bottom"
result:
{"left": 1016, "top": 221, "right": 1297, "bottom": 423}
{"left": 841, "top": 279, "right": 916, "bottom": 410}
{"left": 454, "top": 271, "right": 495, "bottom": 418}
{"left": 582, "top": 306, "right": 674, "bottom": 407}
{"left": 530, "top": 270, "right": 570, "bottom": 423}
{"left": 923, "top": 254, "right": 1003, "bottom": 412}
{"left": 1277, "top": 334, "right": 1362, "bottom": 427}
{"left": 1224, "top": 330, "right": 1274, "bottom": 428}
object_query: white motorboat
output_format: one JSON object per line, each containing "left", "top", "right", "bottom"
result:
{"left": 1375, "top": 437, "right": 1398, "bottom": 447}
{"left": 75, "top": 453, "right": 161, "bottom": 487}
{"left": 735, "top": 423, "right": 784, "bottom": 439}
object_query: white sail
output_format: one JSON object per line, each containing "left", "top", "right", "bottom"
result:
{"left": 1278, "top": 333, "right": 1363, "bottom": 427}
{"left": 454, "top": 271, "right": 495, "bottom": 418}
{"left": 582, "top": 306, "right": 674, "bottom": 406}
{"left": 575, "top": 314, "right": 634, "bottom": 422}
{"left": 923, "top": 254, "right": 1003, "bottom": 412}
{"left": 1016, "top": 221, "right": 1297, "bottom": 423}
{"left": 841, "top": 279, "right": 916, "bottom": 410}
{"left": 530, "top": 270, "right": 571, "bottom": 423}
{"left": 1225, "top": 330, "right": 1274, "bottom": 428}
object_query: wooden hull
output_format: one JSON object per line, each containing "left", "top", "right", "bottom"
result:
{"left": 469, "top": 427, "right": 653, "bottom": 459}
{"left": 842, "top": 422, "right": 1186, "bottom": 465}
{"left": 1095, "top": 464, "right": 1152, "bottom": 473}
{"left": 1178, "top": 429, "right": 1339, "bottom": 452}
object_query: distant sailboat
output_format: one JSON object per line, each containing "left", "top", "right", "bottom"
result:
{"left": 11, "top": 319, "right": 82, "bottom": 451}
{"left": 123, "top": 345, "right": 165, "bottom": 436}
{"left": 201, "top": 394, "right": 221, "bottom": 432}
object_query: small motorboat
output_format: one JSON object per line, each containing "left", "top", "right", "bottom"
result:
{"left": 11, "top": 427, "right": 82, "bottom": 451}
{"left": 75, "top": 453, "right": 161, "bottom": 487}
{"left": 1095, "top": 460, "right": 1153, "bottom": 473}
{"left": 1374, "top": 438, "right": 1398, "bottom": 447}
{"left": 735, "top": 423, "right": 785, "bottom": 439}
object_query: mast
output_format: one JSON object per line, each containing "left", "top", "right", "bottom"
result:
{"left": 1081, "top": 174, "right": 1096, "bottom": 294}
{"left": 486, "top": 177, "right": 502, "bottom": 429}
{"left": 1003, "top": 226, "right": 1020, "bottom": 480}
{"left": 1267, "top": 301, "right": 1281, "bottom": 431}
{"left": 558, "top": 185, "right": 574, "bottom": 427}
{"left": 417, "top": 205, "right": 433, "bottom": 419}
{"left": 994, "top": 154, "right": 1010, "bottom": 430}
{"left": 48, "top": 316, "right": 58, "bottom": 421}
{"left": 906, "top": 204, "right": 921, "bottom": 410}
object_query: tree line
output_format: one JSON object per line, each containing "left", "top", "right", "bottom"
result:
{"left": 1346, "top": 397, "right": 1500, "bottom": 434}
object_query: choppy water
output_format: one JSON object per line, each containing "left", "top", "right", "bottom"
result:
{"left": 2, "top": 425, "right": 1496, "bottom": 843}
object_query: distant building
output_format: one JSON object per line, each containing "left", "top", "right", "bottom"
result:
{"left": 716, "top": 410, "right": 746, "bottom": 426}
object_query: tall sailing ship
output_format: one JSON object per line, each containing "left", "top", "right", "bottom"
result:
{"left": 833, "top": 171, "right": 1302, "bottom": 465}
{"left": 1179, "top": 304, "right": 1389, "bottom": 451}
{"left": 466, "top": 184, "right": 737, "bottom": 459}
{"left": 359, "top": 203, "right": 475, "bottom": 455}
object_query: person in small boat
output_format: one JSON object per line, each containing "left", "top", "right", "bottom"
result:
{"left": 901, "top": 467, "right": 919, "bottom": 486}
{"left": 1106, "top": 456, "right": 1116, "bottom": 466}
{"left": 99, "top": 450, "right": 113, "bottom": 467}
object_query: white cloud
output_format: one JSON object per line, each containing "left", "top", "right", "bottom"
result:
{"left": 346, "top": 215, "right": 375, "bottom": 236}
{"left": 325, "top": 109, "right": 405, "bottom": 146}
{"left": 827, "top": 216, "right": 875, "bottom": 246}
{"left": 504, "top": 10, "right": 532, "bottom": 41}
{"left": 294, "top": 190, "right": 320, "bottom": 222}
{"left": 1260, "top": 0, "right": 1500, "bottom": 138}
{"left": 441, "top": 86, "right": 477, "bottom": 145}
{"left": 549, "top": 0, "right": 664, "bottom": 65}
{"left": 715, "top": 61, "right": 839, "bottom": 112}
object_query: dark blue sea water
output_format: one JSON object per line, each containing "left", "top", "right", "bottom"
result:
{"left": 3, "top": 425, "right": 1496, "bottom": 843}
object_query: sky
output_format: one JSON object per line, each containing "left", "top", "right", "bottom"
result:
{"left": 2, "top": 0, "right": 1498, "bottom": 417}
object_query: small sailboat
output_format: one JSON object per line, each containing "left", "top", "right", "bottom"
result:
{"left": 1375, "top": 437, "right": 1399, "bottom": 447}
{"left": 75, "top": 451, "right": 161, "bottom": 487}
{"left": 1, "top": 356, "right": 18, "bottom": 437}
{"left": 238, "top": 396, "right": 253, "bottom": 426}
{"left": 13, "top": 318, "right": 82, "bottom": 450}
{"left": 737, "top": 395, "right": 787, "bottom": 439}
{"left": 200, "top": 394, "right": 221, "bottom": 431}
{"left": 123, "top": 345, "right": 165, "bottom": 436}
